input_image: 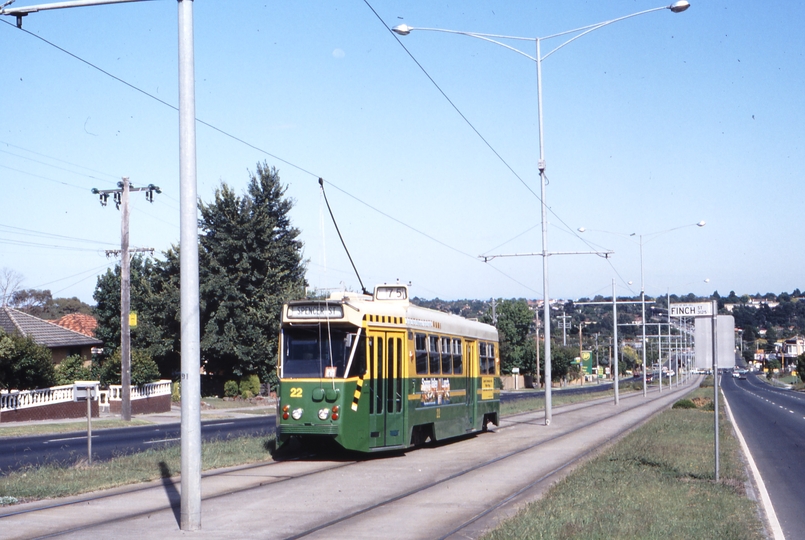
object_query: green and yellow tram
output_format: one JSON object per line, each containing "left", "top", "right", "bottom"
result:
{"left": 276, "top": 284, "right": 500, "bottom": 452}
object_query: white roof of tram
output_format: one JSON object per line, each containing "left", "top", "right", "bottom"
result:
{"left": 286, "top": 285, "right": 498, "bottom": 342}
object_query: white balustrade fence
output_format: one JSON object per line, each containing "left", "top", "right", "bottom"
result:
{"left": 1, "top": 380, "right": 172, "bottom": 412}
{"left": 0, "top": 384, "right": 77, "bottom": 412}
{"left": 107, "top": 380, "right": 172, "bottom": 401}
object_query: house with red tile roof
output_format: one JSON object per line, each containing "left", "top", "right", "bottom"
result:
{"left": 52, "top": 313, "right": 98, "bottom": 338}
{"left": 0, "top": 307, "right": 101, "bottom": 364}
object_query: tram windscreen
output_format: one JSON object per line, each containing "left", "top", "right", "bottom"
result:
{"left": 282, "top": 326, "right": 366, "bottom": 378}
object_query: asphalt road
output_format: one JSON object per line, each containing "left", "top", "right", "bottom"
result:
{"left": 0, "top": 416, "right": 276, "bottom": 473}
{"left": 0, "top": 382, "right": 620, "bottom": 474}
{"left": 721, "top": 372, "right": 805, "bottom": 539}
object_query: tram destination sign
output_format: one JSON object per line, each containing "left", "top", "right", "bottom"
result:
{"left": 669, "top": 302, "right": 713, "bottom": 317}
{"left": 287, "top": 303, "right": 344, "bottom": 319}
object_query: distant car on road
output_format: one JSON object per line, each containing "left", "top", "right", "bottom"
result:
{"left": 732, "top": 369, "right": 747, "bottom": 380}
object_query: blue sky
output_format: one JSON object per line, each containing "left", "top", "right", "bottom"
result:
{"left": 1, "top": 0, "right": 803, "bottom": 306}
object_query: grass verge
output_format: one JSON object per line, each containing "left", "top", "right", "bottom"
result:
{"left": 502, "top": 384, "right": 639, "bottom": 416}
{"left": 483, "top": 386, "right": 765, "bottom": 540}
{"left": 0, "top": 419, "right": 153, "bottom": 438}
{"left": 0, "top": 433, "right": 275, "bottom": 504}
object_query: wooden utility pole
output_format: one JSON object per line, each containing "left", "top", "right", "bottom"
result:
{"left": 92, "top": 178, "right": 160, "bottom": 421}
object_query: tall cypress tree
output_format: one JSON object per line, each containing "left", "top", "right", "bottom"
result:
{"left": 198, "top": 162, "right": 306, "bottom": 384}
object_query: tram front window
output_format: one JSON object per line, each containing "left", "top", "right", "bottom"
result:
{"left": 283, "top": 326, "right": 365, "bottom": 378}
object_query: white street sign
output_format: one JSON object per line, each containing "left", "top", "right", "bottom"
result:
{"left": 670, "top": 302, "right": 713, "bottom": 317}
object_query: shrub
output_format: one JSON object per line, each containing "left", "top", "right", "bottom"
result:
{"left": 0, "top": 330, "right": 56, "bottom": 390}
{"left": 54, "top": 354, "right": 92, "bottom": 386}
{"left": 672, "top": 399, "right": 697, "bottom": 409}
{"left": 240, "top": 374, "right": 261, "bottom": 398}
{"left": 223, "top": 380, "right": 239, "bottom": 398}
{"left": 171, "top": 381, "right": 181, "bottom": 402}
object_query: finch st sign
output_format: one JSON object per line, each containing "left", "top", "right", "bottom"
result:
{"left": 670, "top": 302, "right": 713, "bottom": 317}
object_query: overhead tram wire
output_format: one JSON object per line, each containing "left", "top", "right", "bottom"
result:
{"left": 1, "top": 16, "right": 535, "bottom": 294}
{"left": 366, "top": 2, "right": 634, "bottom": 288}
{"left": 363, "top": 1, "right": 540, "bottom": 202}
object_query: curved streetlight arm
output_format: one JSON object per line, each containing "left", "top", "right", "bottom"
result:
{"left": 540, "top": 4, "right": 673, "bottom": 62}
{"left": 393, "top": 26, "right": 538, "bottom": 62}
{"left": 641, "top": 220, "right": 705, "bottom": 245}
{"left": 393, "top": 2, "right": 688, "bottom": 64}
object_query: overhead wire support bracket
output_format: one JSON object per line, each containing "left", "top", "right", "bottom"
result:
{"left": 479, "top": 250, "right": 614, "bottom": 262}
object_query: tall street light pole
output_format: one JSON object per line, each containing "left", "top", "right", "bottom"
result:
{"left": 394, "top": 1, "right": 691, "bottom": 425}
{"left": 3, "top": 0, "right": 202, "bottom": 530}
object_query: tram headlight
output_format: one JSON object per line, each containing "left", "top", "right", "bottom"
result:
{"left": 318, "top": 408, "right": 330, "bottom": 421}
{"left": 291, "top": 408, "right": 304, "bottom": 420}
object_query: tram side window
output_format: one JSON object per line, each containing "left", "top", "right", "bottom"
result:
{"left": 428, "top": 335, "right": 440, "bottom": 374}
{"left": 488, "top": 343, "right": 497, "bottom": 375}
{"left": 441, "top": 336, "right": 452, "bottom": 374}
{"left": 452, "top": 338, "right": 463, "bottom": 374}
{"left": 415, "top": 333, "right": 428, "bottom": 375}
{"left": 480, "top": 342, "right": 495, "bottom": 375}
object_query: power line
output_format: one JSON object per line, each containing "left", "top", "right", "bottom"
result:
{"left": 0, "top": 142, "right": 120, "bottom": 184}
{"left": 0, "top": 222, "right": 118, "bottom": 246}
{"left": 1, "top": 15, "right": 535, "bottom": 294}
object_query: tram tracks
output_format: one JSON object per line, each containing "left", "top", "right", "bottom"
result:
{"left": 285, "top": 383, "right": 692, "bottom": 539}
{"left": 1, "top": 381, "right": 694, "bottom": 539}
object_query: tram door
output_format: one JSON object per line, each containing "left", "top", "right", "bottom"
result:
{"left": 367, "top": 331, "right": 405, "bottom": 448}
{"left": 464, "top": 340, "right": 478, "bottom": 404}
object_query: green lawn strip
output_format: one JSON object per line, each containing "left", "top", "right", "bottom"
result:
{"left": 0, "top": 419, "right": 153, "bottom": 438}
{"left": 0, "top": 433, "right": 275, "bottom": 504}
{"left": 483, "top": 387, "right": 765, "bottom": 540}
{"left": 502, "top": 385, "right": 639, "bottom": 416}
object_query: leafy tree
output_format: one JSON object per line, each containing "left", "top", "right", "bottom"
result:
{"left": 766, "top": 359, "right": 781, "bottom": 379}
{"left": 9, "top": 289, "right": 93, "bottom": 319}
{"left": 0, "top": 330, "right": 56, "bottom": 390}
{"left": 93, "top": 254, "right": 180, "bottom": 378}
{"left": 198, "top": 163, "right": 306, "bottom": 385}
{"left": 797, "top": 353, "right": 805, "bottom": 383}
{"left": 550, "top": 345, "right": 580, "bottom": 383}
{"left": 9, "top": 289, "right": 52, "bottom": 316}
{"left": 763, "top": 327, "right": 778, "bottom": 352}
{"left": 483, "top": 299, "right": 535, "bottom": 375}
{"left": 92, "top": 163, "right": 307, "bottom": 388}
